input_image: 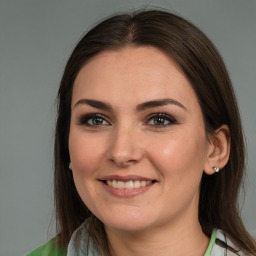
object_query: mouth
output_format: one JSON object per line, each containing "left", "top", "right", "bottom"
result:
{"left": 102, "top": 179, "right": 156, "bottom": 189}
{"left": 98, "top": 175, "right": 157, "bottom": 197}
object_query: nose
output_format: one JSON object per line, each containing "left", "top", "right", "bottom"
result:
{"left": 107, "top": 125, "right": 144, "bottom": 167}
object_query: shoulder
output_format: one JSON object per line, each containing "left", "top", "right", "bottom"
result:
{"left": 26, "top": 238, "right": 66, "bottom": 256}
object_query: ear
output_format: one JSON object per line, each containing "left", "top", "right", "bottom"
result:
{"left": 203, "top": 125, "right": 231, "bottom": 175}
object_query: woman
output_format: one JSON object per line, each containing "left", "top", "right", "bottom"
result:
{"left": 27, "top": 10, "right": 256, "bottom": 256}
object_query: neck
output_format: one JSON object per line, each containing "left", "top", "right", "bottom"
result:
{"left": 105, "top": 211, "right": 209, "bottom": 256}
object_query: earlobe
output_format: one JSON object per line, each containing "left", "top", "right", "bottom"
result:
{"left": 204, "top": 125, "right": 231, "bottom": 175}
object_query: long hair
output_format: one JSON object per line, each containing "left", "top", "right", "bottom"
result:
{"left": 54, "top": 10, "right": 256, "bottom": 254}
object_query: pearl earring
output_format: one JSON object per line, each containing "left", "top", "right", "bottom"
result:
{"left": 213, "top": 167, "right": 219, "bottom": 173}
{"left": 69, "top": 162, "right": 72, "bottom": 170}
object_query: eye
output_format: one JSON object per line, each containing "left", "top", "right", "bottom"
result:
{"left": 146, "top": 113, "right": 177, "bottom": 127}
{"left": 78, "top": 113, "right": 109, "bottom": 126}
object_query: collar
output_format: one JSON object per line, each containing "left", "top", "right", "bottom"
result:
{"left": 210, "top": 229, "right": 245, "bottom": 255}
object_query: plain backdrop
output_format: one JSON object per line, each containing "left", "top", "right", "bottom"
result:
{"left": 0, "top": 0, "right": 255, "bottom": 255}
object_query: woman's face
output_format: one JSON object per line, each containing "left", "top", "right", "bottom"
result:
{"left": 69, "top": 47, "right": 212, "bottom": 233}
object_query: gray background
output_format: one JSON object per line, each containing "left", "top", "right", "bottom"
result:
{"left": 0, "top": 0, "right": 255, "bottom": 255}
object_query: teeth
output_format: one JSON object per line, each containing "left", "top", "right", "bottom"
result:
{"left": 141, "top": 181, "right": 146, "bottom": 187}
{"left": 106, "top": 180, "right": 153, "bottom": 189}
{"left": 112, "top": 180, "right": 118, "bottom": 188}
{"left": 117, "top": 180, "right": 125, "bottom": 189}
{"left": 134, "top": 180, "right": 140, "bottom": 188}
{"left": 124, "top": 180, "right": 133, "bottom": 189}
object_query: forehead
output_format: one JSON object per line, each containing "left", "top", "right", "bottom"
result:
{"left": 74, "top": 46, "right": 182, "bottom": 85}
{"left": 72, "top": 46, "right": 198, "bottom": 110}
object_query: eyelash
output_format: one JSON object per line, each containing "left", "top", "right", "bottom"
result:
{"left": 77, "top": 113, "right": 109, "bottom": 126}
{"left": 146, "top": 113, "right": 177, "bottom": 127}
{"left": 77, "top": 113, "right": 177, "bottom": 128}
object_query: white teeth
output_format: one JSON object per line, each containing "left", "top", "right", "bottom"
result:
{"left": 134, "top": 180, "right": 140, "bottom": 188}
{"left": 112, "top": 180, "right": 118, "bottom": 188}
{"left": 124, "top": 180, "right": 134, "bottom": 189}
{"left": 140, "top": 181, "right": 146, "bottom": 187}
{"left": 117, "top": 180, "right": 125, "bottom": 189}
{"left": 106, "top": 180, "right": 153, "bottom": 189}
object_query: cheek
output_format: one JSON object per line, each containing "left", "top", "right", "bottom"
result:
{"left": 146, "top": 130, "right": 207, "bottom": 185}
{"left": 69, "top": 131, "right": 107, "bottom": 177}
{"left": 68, "top": 131, "right": 107, "bottom": 212}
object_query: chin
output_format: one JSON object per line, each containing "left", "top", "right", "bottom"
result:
{"left": 99, "top": 210, "right": 157, "bottom": 233}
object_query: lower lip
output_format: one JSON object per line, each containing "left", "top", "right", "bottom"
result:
{"left": 101, "top": 182, "right": 155, "bottom": 198}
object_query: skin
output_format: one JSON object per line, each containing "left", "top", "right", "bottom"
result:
{"left": 69, "top": 47, "right": 230, "bottom": 256}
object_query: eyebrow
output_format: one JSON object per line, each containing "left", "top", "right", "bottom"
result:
{"left": 74, "top": 98, "right": 187, "bottom": 112}
{"left": 136, "top": 98, "right": 187, "bottom": 112}
{"left": 74, "top": 99, "right": 112, "bottom": 111}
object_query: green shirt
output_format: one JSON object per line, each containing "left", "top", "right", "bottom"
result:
{"left": 26, "top": 238, "right": 65, "bottom": 256}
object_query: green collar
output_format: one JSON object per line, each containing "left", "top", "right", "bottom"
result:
{"left": 204, "top": 228, "right": 217, "bottom": 256}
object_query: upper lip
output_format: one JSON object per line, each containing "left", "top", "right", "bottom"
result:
{"left": 99, "top": 175, "right": 156, "bottom": 182}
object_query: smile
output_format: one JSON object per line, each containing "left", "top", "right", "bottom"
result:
{"left": 102, "top": 180, "right": 156, "bottom": 197}
{"left": 106, "top": 180, "right": 153, "bottom": 189}
{"left": 99, "top": 176, "right": 157, "bottom": 197}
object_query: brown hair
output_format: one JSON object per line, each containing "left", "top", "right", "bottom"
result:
{"left": 54, "top": 10, "right": 256, "bottom": 254}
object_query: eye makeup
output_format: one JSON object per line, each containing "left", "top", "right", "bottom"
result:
{"left": 76, "top": 111, "right": 178, "bottom": 130}
{"left": 145, "top": 113, "right": 178, "bottom": 128}
{"left": 76, "top": 113, "right": 110, "bottom": 127}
